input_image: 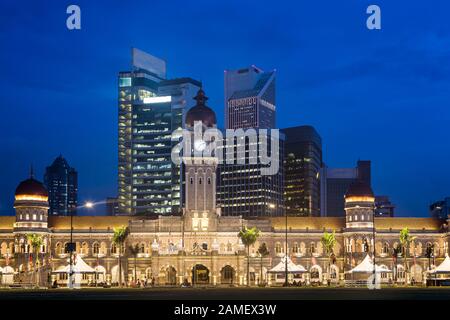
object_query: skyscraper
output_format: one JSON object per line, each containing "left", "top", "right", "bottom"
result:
{"left": 118, "top": 48, "right": 201, "bottom": 216}
{"left": 225, "top": 65, "right": 276, "bottom": 130}
{"left": 218, "top": 65, "right": 283, "bottom": 217}
{"left": 320, "top": 160, "right": 371, "bottom": 217}
{"left": 281, "top": 126, "right": 322, "bottom": 217}
{"left": 44, "top": 155, "right": 77, "bottom": 216}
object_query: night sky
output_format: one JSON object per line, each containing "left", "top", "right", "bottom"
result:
{"left": 1, "top": 0, "right": 449, "bottom": 216}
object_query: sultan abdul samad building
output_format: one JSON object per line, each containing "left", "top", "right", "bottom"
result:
{"left": 1, "top": 90, "right": 449, "bottom": 287}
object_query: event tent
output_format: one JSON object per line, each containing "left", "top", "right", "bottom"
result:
{"left": 428, "top": 254, "right": 450, "bottom": 274}
{"left": 346, "top": 254, "right": 391, "bottom": 273}
{"left": 268, "top": 256, "right": 306, "bottom": 274}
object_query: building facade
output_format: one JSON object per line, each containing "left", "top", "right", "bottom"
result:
{"left": 282, "top": 126, "right": 322, "bottom": 217}
{"left": 375, "top": 196, "right": 395, "bottom": 217}
{"left": 1, "top": 174, "right": 448, "bottom": 287}
{"left": 44, "top": 155, "right": 77, "bottom": 216}
{"left": 1, "top": 96, "right": 449, "bottom": 287}
{"left": 118, "top": 48, "right": 201, "bottom": 216}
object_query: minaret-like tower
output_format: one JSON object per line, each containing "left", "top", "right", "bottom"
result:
{"left": 183, "top": 89, "right": 219, "bottom": 232}
{"left": 344, "top": 181, "right": 375, "bottom": 230}
{"left": 14, "top": 169, "right": 49, "bottom": 234}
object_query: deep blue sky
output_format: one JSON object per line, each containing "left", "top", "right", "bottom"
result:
{"left": 0, "top": 1, "right": 449, "bottom": 216}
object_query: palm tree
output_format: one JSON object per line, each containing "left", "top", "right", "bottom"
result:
{"left": 392, "top": 243, "right": 402, "bottom": 283}
{"left": 112, "top": 226, "right": 129, "bottom": 287}
{"left": 399, "top": 227, "right": 416, "bottom": 285}
{"left": 128, "top": 243, "right": 140, "bottom": 286}
{"left": 238, "top": 226, "right": 260, "bottom": 286}
{"left": 257, "top": 243, "right": 269, "bottom": 286}
{"left": 27, "top": 233, "right": 43, "bottom": 287}
{"left": 321, "top": 231, "right": 336, "bottom": 283}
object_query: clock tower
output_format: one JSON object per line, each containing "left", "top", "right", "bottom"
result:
{"left": 183, "top": 89, "right": 219, "bottom": 232}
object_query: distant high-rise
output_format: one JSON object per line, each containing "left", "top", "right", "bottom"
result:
{"left": 225, "top": 65, "right": 276, "bottom": 130}
{"left": 218, "top": 65, "right": 283, "bottom": 217}
{"left": 429, "top": 197, "right": 450, "bottom": 220}
{"left": 320, "top": 160, "right": 371, "bottom": 217}
{"left": 375, "top": 195, "right": 395, "bottom": 217}
{"left": 44, "top": 155, "right": 77, "bottom": 216}
{"left": 118, "top": 48, "right": 201, "bottom": 215}
{"left": 281, "top": 126, "right": 322, "bottom": 217}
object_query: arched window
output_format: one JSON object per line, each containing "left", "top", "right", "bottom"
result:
{"left": 292, "top": 242, "right": 299, "bottom": 254}
{"left": 207, "top": 177, "right": 211, "bottom": 184}
{"left": 310, "top": 242, "right": 316, "bottom": 254}
{"left": 111, "top": 243, "right": 117, "bottom": 254}
{"left": 93, "top": 243, "right": 100, "bottom": 255}
{"left": 383, "top": 242, "right": 389, "bottom": 254}
{"left": 190, "top": 177, "right": 194, "bottom": 184}
{"left": 227, "top": 243, "right": 233, "bottom": 252}
{"left": 275, "top": 242, "right": 282, "bottom": 254}
{"left": 140, "top": 243, "right": 145, "bottom": 253}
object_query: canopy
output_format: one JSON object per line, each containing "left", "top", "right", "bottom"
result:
{"left": 268, "top": 256, "right": 307, "bottom": 274}
{"left": 1, "top": 266, "right": 14, "bottom": 274}
{"left": 428, "top": 255, "right": 450, "bottom": 274}
{"left": 346, "top": 254, "right": 391, "bottom": 273}
{"left": 53, "top": 256, "right": 96, "bottom": 274}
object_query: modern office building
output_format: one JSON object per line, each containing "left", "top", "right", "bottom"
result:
{"left": 218, "top": 65, "right": 283, "bottom": 217}
{"left": 118, "top": 48, "right": 201, "bottom": 216}
{"left": 320, "top": 160, "right": 371, "bottom": 217}
{"left": 281, "top": 126, "right": 322, "bottom": 217}
{"left": 430, "top": 197, "right": 450, "bottom": 220}
{"left": 374, "top": 195, "right": 395, "bottom": 217}
{"left": 225, "top": 65, "right": 276, "bottom": 130}
{"left": 44, "top": 155, "right": 77, "bottom": 216}
{"left": 105, "top": 197, "right": 119, "bottom": 216}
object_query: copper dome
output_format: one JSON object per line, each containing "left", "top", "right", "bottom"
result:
{"left": 15, "top": 178, "right": 48, "bottom": 197}
{"left": 345, "top": 180, "right": 374, "bottom": 198}
{"left": 185, "top": 89, "right": 216, "bottom": 128}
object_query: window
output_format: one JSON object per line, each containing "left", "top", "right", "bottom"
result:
{"left": 190, "top": 177, "right": 194, "bottom": 184}
{"left": 93, "top": 243, "right": 99, "bottom": 255}
{"left": 292, "top": 243, "right": 299, "bottom": 254}
{"left": 119, "top": 77, "right": 132, "bottom": 87}
{"left": 310, "top": 242, "right": 316, "bottom": 254}
{"left": 275, "top": 242, "right": 282, "bottom": 254}
{"left": 199, "top": 178, "right": 202, "bottom": 185}
{"left": 227, "top": 243, "right": 233, "bottom": 252}
{"left": 383, "top": 243, "right": 389, "bottom": 254}
{"left": 207, "top": 177, "right": 211, "bottom": 184}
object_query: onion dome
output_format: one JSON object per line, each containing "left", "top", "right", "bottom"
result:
{"left": 15, "top": 167, "right": 48, "bottom": 198}
{"left": 345, "top": 180, "right": 374, "bottom": 198}
{"left": 185, "top": 89, "right": 216, "bottom": 128}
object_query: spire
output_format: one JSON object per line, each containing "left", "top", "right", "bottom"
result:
{"left": 193, "top": 89, "right": 208, "bottom": 106}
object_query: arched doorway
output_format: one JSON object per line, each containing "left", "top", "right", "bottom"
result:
{"left": 192, "top": 264, "right": 209, "bottom": 285}
{"left": 220, "top": 265, "right": 235, "bottom": 285}
{"left": 165, "top": 266, "right": 177, "bottom": 285}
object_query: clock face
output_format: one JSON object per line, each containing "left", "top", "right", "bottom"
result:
{"left": 194, "top": 139, "right": 206, "bottom": 152}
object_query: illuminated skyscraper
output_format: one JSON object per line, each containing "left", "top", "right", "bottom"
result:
{"left": 44, "top": 155, "right": 77, "bottom": 216}
{"left": 118, "top": 48, "right": 201, "bottom": 215}
{"left": 218, "top": 65, "right": 283, "bottom": 217}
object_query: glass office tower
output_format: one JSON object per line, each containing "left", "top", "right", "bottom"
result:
{"left": 118, "top": 48, "right": 201, "bottom": 215}
{"left": 218, "top": 65, "right": 284, "bottom": 217}
{"left": 282, "top": 126, "right": 322, "bottom": 217}
{"left": 44, "top": 155, "right": 78, "bottom": 216}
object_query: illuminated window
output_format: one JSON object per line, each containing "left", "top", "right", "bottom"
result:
{"left": 119, "top": 77, "right": 132, "bottom": 87}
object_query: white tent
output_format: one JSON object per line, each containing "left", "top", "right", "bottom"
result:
{"left": 346, "top": 254, "right": 391, "bottom": 273}
{"left": 1, "top": 266, "right": 15, "bottom": 285}
{"left": 268, "top": 256, "right": 307, "bottom": 274}
{"left": 428, "top": 255, "right": 450, "bottom": 274}
{"left": 53, "top": 256, "right": 96, "bottom": 274}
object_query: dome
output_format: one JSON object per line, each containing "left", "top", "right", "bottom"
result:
{"left": 345, "top": 180, "right": 374, "bottom": 198}
{"left": 185, "top": 89, "right": 216, "bottom": 128}
{"left": 15, "top": 177, "right": 48, "bottom": 197}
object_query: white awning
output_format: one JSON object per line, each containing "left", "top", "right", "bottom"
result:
{"left": 1, "top": 266, "right": 14, "bottom": 274}
{"left": 428, "top": 255, "right": 450, "bottom": 274}
{"left": 346, "top": 254, "right": 391, "bottom": 273}
{"left": 268, "top": 255, "right": 307, "bottom": 274}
